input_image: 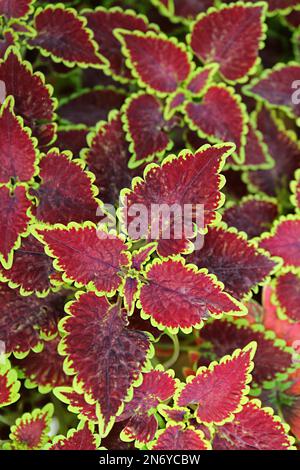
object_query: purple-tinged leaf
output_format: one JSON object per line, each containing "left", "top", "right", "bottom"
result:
{"left": 0, "top": 0, "right": 34, "bottom": 19}
{"left": 274, "top": 270, "right": 300, "bottom": 322}
{"left": 0, "top": 358, "right": 20, "bottom": 407}
{"left": 150, "top": 423, "right": 211, "bottom": 450}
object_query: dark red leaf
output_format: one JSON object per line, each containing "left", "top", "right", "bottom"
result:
{"left": 60, "top": 291, "right": 152, "bottom": 435}
{"left": 291, "top": 169, "right": 300, "bottom": 212}
{"left": 116, "top": 30, "right": 192, "bottom": 95}
{"left": 186, "top": 64, "right": 217, "bottom": 95}
{"left": 190, "top": 4, "right": 266, "bottom": 82}
{"left": 139, "top": 258, "right": 246, "bottom": 332}
{"left": 58, "top": 88, "right": 126, "bottom": 126}
{"left": 213, "top": 400, "right": 294, "bottom": 450}
{"left": 0, "top": 48, "right": 56, "bottom": 146}
{"left": 0, "top": 29, "right": 16, "bottom": 58}
{"left": 31, "top": 150, "right": 100, "bottom": 225}
{"left": 173, "top": 0, "right": 214, "bottom": 19}
{"left": 0, "top": 0, "right": 34, "bottom": 19}
{"left": 150, "top": 423, "right": 210, "bottom": 450}
{"left": 222, "top": 196, "right": 278, "bottom": 238}
{"left": 185, "top": 86, "right": 247, "bottom": 163}
{"left": 0, "top": 97, "right": 38, "bottom": 183}
{"left": 54, "top": 127, "right": 88, "bottom": 157}
{"left": 28, "top": 5, "right": 104, "bottom": 68}
{"left": 0, "top": 185, "right": 32, "bottom": 269}
{"left": 188, "top": 223, "right": 277, "bottom": 300}
{"left": 34, "top": 225, "right": 130, "bottom": 294}
{"left": 123, "top": 93, "right": 174, "bottom": 167}
{"left": 242, "top": 121, "right": 272, "bottom": 169}
{"left": 48, "top": 421, "right": 100, "bottom": 450}
{"left": 84, "top": 7, "right": 155, "bottom": 81}
{"left": 122, "top": 143, "right": 234, "bottom": 256}
{"left": 0, "top": 358, "right": 20, "bottom": 407}
{"left": 54, "top": 387, "right": 98, "bottom": 422}
{"left": 274, "top": 270, "right": 300, "bottom": 322}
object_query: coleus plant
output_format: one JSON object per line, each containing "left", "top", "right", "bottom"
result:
{"left": 0, "top": 0, "right": 299, "bottom": 452}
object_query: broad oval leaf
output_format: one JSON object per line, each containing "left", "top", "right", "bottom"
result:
{"left": 28, "top": 5, "right": 105, "bottom": 68}
{"left": 150, "top": 423, "right": 211, "bottom": 450}
{"left": 6, "top": 403, "right": 53, "bottom": 450}
{"left": 122, "top": 143, "right": 234, "bottom": 257}
{"left": 0, "top": 185, "right": 32, "bottom": 269}
{"left": 190, "top": 4, "right": 266, "bottom": 82}
{"left": 222, "top": 196, "right": 278, "bottom": 238}
{"left": 176, "top": 343, "right": 256, "bottom": 425}
{"left": 139, "top": 258, "right": 246, "bottom": 333}
{"left": 188, "top": 223, "right": 278, "bottom": 300}
{"left": 116, "top": 30, "right": 192, "bottom": 95}
{"left": 60, "top": 291, "right": 152, "bottom": 436}
{"left": 259, "top": 215, "right": 300, "bottom": 268}
{"left": 122, "top": 93, "right": 174, "bottom": 168}
{"left": 0, "top": 358, "right": 20, "bottom": 407}
{"left": 213, "top": 400, "right": 295, "bottom": 450}
{"left": 0, "top": 96, "right": 38, "bottom": 183}
{"left": 185, "top": 85, "right": 247, "bottom": 163}
{"left": 34, "top": 224, "right": 130, "bottom": 295}
{"left": 31, "top": 150, "right": 101, "bottom": 225}
{"left": 274, "top": 270, "right": 300, "bottom": 322}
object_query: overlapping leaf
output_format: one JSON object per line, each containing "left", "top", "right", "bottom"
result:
{"left": 200, "top": 318, "right": 294, "bottom": 385}
{"left": 244, "top": 63, "right": 300, "bottom": 118}
{"left": 60, "top": 291, "right": 152, "bottom": 435}
{"left": 150, "top": 423, "right": 210, "bottom": 450}
{"left": 119, "top": 368, "right": 177, "bottom": 444}
{"left": 53, "top": 127, "right": 88, "bottom": 158}
{"left": 213, "top": 400, "right": 294, "bottom": 450}
{"left": 222, "top": 196, "right": 278, "bottom": 238}
{"left": 0, "top": 48, "right": 56, "bottom": 146}
{"left": 0, "top": 358, "right": 20, "bottom": 407}
{"left": 54, "top": 387, "right": 98, "bottom": 423}
{"left": 242, "top": 121, "right": 272, "bottom": 169}
{"left": 188, "top": 223, "right": 278, "bottom": 300}
{"left": 28, "top": 5, "right": 104, "bottom": 68}
{"left": 0, "top": 0, "right": 34, "bottom": 19}
{"left": 122, "top": 143, "right": 234, "bottom": 256}
{"left": 5, "top": 404, "right": 53, "bottom": 450}
{"left": 0, "top": 284, "right": 70, "bottom": 356}
{"left": 185, "top": 85, "right": 247, "bottom": 163}
{"left": 0, "top": 29, "right": 16, "bottom": 59}
{"left": 58, "top": 88, "right": 126, "bottom": 126}
{"left": 82, "top": 111, "right": 132, "bottom": 204}
{"left": 189, "top": 4, "right": 266, "bottom": 82}
{"left": 176, "top": 343, "right": 256, "bottom": 425}
{"left": 139, "top": 258, "right": 246, "bottom": 333}
{"left": 116, "top": 30, "right": 192, "bottom": 95}
{"left": 173, "top": 0, "right": 214, "bottom": 20}
{"left": 274, "top": 270, "right": 300, "bottom": 322}
{"left": 259, "top": 215, "right": 300, "bottom": 268}
{"left": 0, "top": 185, "right": 32, "bottom": 269}
{"left": 31, "top": 150, "right": 100, "bottom": 225}
{"left": 291, "top": 169, "right": 300, "bottom": 212}
{"left": 84, "top": 7, "right": 155, "bottom": 82}
{"left": 48, "top": 421, "right": 101, "bottom": 450}
{"left": 186, "top": 64, "right": 217, "bottom": 95}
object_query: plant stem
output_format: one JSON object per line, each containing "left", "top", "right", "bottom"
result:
{"left": 163, "top": 334, "right": 180, "bottom": 369}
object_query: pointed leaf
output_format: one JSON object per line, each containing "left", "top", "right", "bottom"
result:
{"left": 0, "top": 48, "right": 56, "bottom": 146}
{"left": 0, "top": 234, "right": 54, "bottom": 296}
{"left": 116, "top": 30, "right": 192, "bottom": 95}
{"left": 34, "top": 224, "right": 130, "bottom": 295}
{"left": 244, "top": 63, "right": 300, "bottom": 118}
{"left": 242, "top": 121, "right": 272, "bottom": 169}
{"left": 60, "top": 291, "right": 152, "bottom": 435}
{"left": 223, "top": 196, "right": 278, "bottom": 238}
{"left": 82, "top": 110, "right": 132, "bottom": 204}
{"left": 0, "top": 358, "right": 20, "bottom": 407}
{"left": 186, "top": 64, "right": 217, "bottom": 95}
{"left": 190, "top": 4, "right": 266, "bottom": 82}
{"left": 122, "top": 93, "right": 174, "bottom": 168}
{"left": 246, "top": 106, "right": 300, "bottom": 197}
{"left": 188, "top": 223, "right": 278, "bottom": 300}
{"left": 7, "top": 404, "right": 53, "bottom": 450}
{"left": 58, "top": 88, "right": 126, "bottom": 126}
{"left": 84, "top": 7, "right": 156, "bottom": 82}
{"left": 0, "top": 185, "right": 32, "bottom": 269}
{"left": 150, "top": 423, "right": 210, "bottom": 450}
{"left": 200, "top": 318, "right": 294, "bottom": 385}
{"left": 274, "top": 270, "right": 300, "bottom": 322}
{"left": 213, "top": 400, "right": 295, "bottom": 450}
{"left": 54, "top": 387, "right": 98, "bottom": 422}
{"left": 28, "top": 5, "right": 104, "bottom": 68}
{"left": 260, "top": 215, "right": 300, "bottom": 268}
{"left": 185, "top": 85, "right": 247, "bottom": 163}
{"left": 13, "top": 337, "right": 72, "bottom": 393}
{"left": 0, "top": 29, "right": 16, "bottom": 59}
{"left": 119, "top": 368, "right": 177, "bottom": 443}
{"left": 123, "top": 276, "right": 139, "bottom": 315}
{"left": 139, "top": 258, "right": 246, "bottom": 333}
{"left": 48, "top": 421, "right": 101, "bottom": 450}
{"left": 31, "top": 150, "right": 100, "bottom": 225}
{"left": 176, "top": 343, "right": 256, "bottom": 425}
{"left": 0, "top": 0, "right": 34, "bottom": 19}
{"left": 0, "top": 284, "right": 70, "bottom": 356}
{"left": 0, "top": 97, "right": 38, "bottom": 183}
{"left": 122, "top": 143, "right": 234, "bottom": 257}
{"left": 158, "top": 404, "right": 190, "bottom": 423}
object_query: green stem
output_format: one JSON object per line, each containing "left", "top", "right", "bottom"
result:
{"left": 163, "top": 334, "right": 180, "bottom": 369}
